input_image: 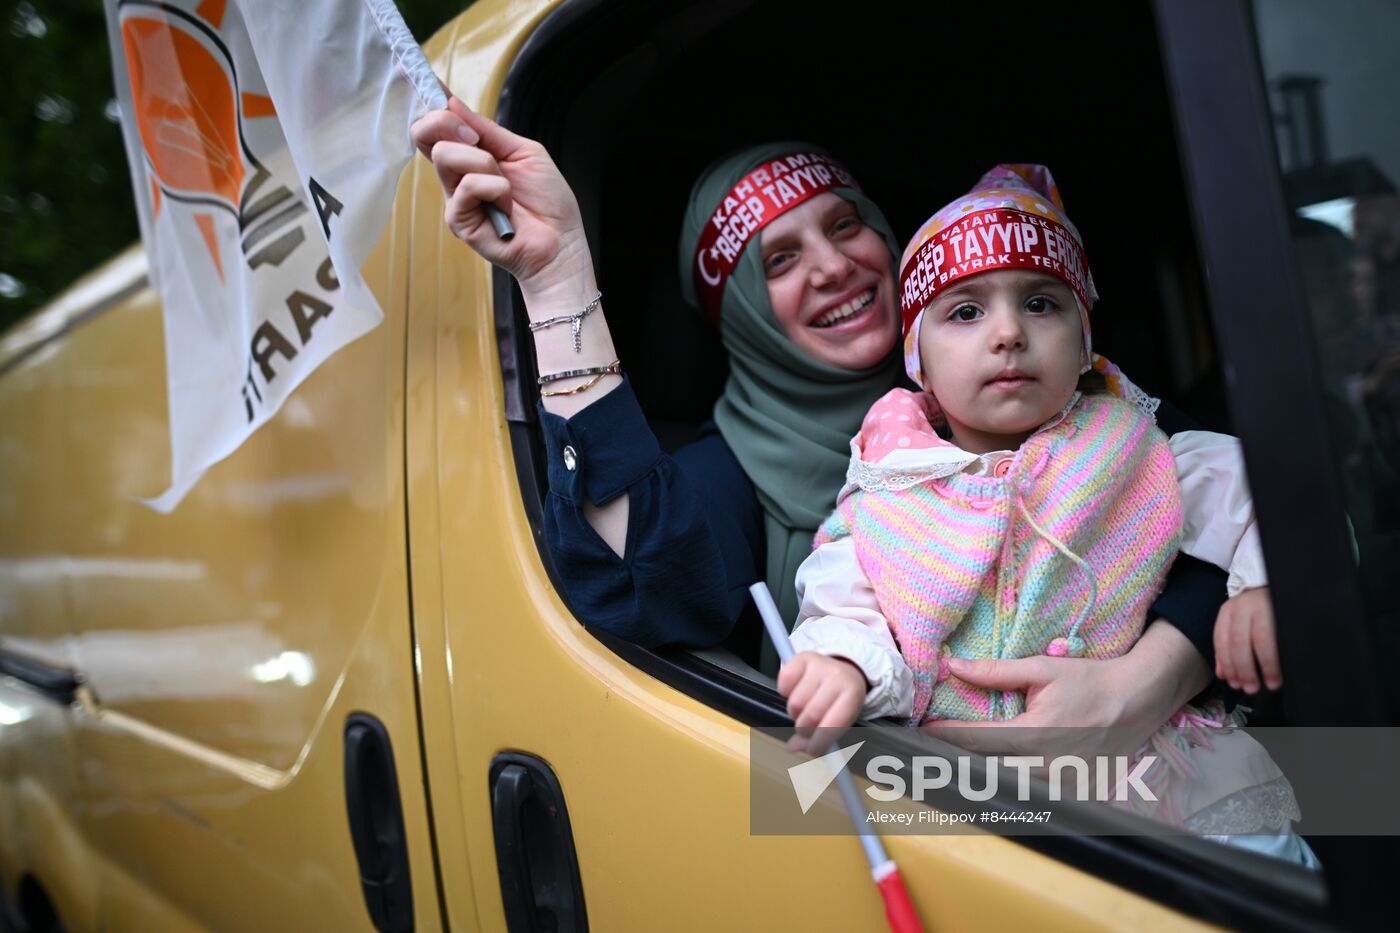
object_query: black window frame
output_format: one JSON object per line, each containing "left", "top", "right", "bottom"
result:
{"left": 1155, "top": 0, "right": 1383, "bottom": 727}
{"left": 489, "top": 0, "right": 1390, "bottom": 927}
{"left": 1156, "top": 0, "right": 1398, "bottom": 924}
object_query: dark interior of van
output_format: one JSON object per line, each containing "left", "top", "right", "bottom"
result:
{"left": 496, "top": 0, "right": 1232, "bottom": 649}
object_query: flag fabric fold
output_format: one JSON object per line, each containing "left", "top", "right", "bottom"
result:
{"left": 104, "top": 0, "right": 441, "bottom": 510}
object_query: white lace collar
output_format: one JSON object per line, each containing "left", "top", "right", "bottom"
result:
{"left": 840, "top": 392, "right": 1089, "bottom": 498}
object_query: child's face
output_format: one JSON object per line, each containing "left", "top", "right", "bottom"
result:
{"left": 918, "top": 269, "right": 1084, "bottom": 454}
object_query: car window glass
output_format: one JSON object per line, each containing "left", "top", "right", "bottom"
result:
{"left": 1253, "top": 0, "right": 1400, "bottom": 717}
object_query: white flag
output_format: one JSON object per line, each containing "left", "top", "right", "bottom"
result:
{"left": 104, "top": 0, "right": 445, "bottom": 511}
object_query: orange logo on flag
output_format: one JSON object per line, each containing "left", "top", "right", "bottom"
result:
{"left": 122, "top": 15, "right": 246, "bottom": 211}
{"left": 118, "top": 0, "right": 291, "bottom": 280}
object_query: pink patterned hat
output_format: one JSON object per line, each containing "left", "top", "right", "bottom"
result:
{"left": 900, "top": 164, "right": 1099, "bottom": 387}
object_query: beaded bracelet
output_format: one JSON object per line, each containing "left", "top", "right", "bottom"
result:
{"left": 527, "top": 291, "right": 603, "bottom": 353}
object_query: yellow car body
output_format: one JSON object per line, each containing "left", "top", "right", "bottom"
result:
{"left": 4, "top": 0, "right": 1396, "bottom": 929}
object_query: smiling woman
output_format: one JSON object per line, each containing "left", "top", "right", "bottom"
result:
{"left": 409, "top": 122, "right": 911, "bottom": 650}
{"left": 759, "top": 192, "right": 899, "bottom": 371}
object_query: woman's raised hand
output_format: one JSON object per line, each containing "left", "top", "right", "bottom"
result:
{"left": 411, "top": 98, "right": 594, "bottom": 302}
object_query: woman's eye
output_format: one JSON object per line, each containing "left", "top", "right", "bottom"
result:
{"left": 948, "top": 304, "right": 982, "bottom": 323}
{"left": 1025, "top": 295, "right": 1058, "bottom": 314}
{"left": 831, "top": 215, "right": 862, "bottom": 237}
{"left": 764, "top": 252, "right": 793, "bottom": 276}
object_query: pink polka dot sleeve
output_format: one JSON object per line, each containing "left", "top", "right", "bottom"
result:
{"left": 856, "top": 389, "right": 953, "bottom": 463}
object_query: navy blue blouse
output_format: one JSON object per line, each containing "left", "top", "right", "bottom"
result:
{"left": 539, "top": 377, "right": 1224, "bottom": 662}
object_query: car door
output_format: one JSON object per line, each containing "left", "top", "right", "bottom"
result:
{"left": 405, "top": 1, "right": 1372, "bottom": 930}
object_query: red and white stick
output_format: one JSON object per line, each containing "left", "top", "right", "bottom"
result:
{"left": 751, "top": 583, "right": 925, "bottom": 933}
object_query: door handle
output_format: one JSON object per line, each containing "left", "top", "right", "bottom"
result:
{"left": 490, "top": 753, "right": 588, "bottom": 932}
{"left": 0, "top": 647, "right": 81, "bottom": 704}
{"left": 345, "top": 713, "right": 414, "bottom": 933}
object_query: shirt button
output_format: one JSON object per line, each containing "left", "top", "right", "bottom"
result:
{"left": 563, "top": 445, "right": 578, "bottom": 471}
{"left": 993, "top": 457, "right": 1014, "bottom": 478}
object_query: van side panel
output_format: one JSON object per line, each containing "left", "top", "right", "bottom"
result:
{"left": 0, "top": 266, "right": 99, "bottom": 930}
{"left": 0, "top": 173, "right": 446, "bottom": 929}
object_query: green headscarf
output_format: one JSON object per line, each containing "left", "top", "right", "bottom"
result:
{"left": 678, "top": 143, "right": 902, "bottom": 673}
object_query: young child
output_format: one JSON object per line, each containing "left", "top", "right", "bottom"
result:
{"left": 780, "top": 165, "right": 1314, "bottom": 863}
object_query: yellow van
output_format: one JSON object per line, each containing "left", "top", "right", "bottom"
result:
{"left": 3, "top": 0, "right": 1398, "bottom": 930}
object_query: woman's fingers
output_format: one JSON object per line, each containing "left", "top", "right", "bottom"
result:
{"left": 453, "top": 99, "right": 538, "bottom": 162}
{"left": 413, "top": 99, "right": 591, "bottom": 292}
{"left": 945, "top": 656, "right": 1052, "bottom": 692}
{"left": 446, "top": 173, "right": 512, "bottom": 236}
{"left": 429, "top": 140, "right": 499, "bottom": 197}
{"left": 1215, "top": 598, "right": 1257, "bottom": 691}
{"left": 411, "top": 108, "right": 479, "bottom": 160}
{"left": 454, "top": 173, "right": 511, "bottom": 208}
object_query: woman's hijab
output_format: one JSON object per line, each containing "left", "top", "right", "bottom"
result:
{"left": 678, "top": 143, "right": 902, "bottom": 669}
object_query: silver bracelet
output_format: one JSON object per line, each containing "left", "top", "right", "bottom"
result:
{"left": 527, "top": 291, "right": 602, "bottom": 353}
{"left": 537, "top": 358, "right": 622, "bottom": 386}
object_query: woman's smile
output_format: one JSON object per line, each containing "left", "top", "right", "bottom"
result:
{"left": 761, "top": 193, "right": 899, "bottom": 369}
{"left": 812, "top": 286, "right": 878, "bottom": 329}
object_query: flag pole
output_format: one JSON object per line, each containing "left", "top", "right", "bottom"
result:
{"left": 367, "top": 0, "right": 514, "bottom": 239}
{"left": 750, "top": 582, "right": 925, "bottom": 933}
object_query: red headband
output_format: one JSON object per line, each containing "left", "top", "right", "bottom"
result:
{"left": 898, "top": 208, "right": 1091, "bottom": 335}
{"left": 693, "top": 152, "right": 858, "bottom": 325}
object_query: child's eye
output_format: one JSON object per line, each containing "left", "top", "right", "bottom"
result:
{"left": 1025, "top": 295, "right": 1059, "bottom": 314}
{"left": 947, "top": 303, "right": 983, "bottom": 323}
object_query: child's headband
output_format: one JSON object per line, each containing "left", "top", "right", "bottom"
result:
{"left": 692, "top": 152, "right": 860, "bottom": 325}
{"left": 898, "top": 207, "right": 1093, "bottom": 336}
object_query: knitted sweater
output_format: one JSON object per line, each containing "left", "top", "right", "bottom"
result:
{"left": 813, "top": 391, "right": 1184, "bottom": 724}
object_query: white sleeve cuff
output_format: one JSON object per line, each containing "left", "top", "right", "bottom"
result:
{"left": 1170, "top": 430, "right": 1263, "bottom": 579}
{"left": 793, "top": 535, "right": 914, "bottom": 720}
{"left": 1227, "top": 522, "right": 1268, "bottom": 597}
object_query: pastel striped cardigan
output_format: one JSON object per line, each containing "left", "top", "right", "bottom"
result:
{"left": 814, "top": 392, "right": 1184, "bottom": 724}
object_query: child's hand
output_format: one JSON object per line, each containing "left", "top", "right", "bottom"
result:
{"left": 1213, "top": 587, "right": 1282, "bottom": 694}
{"left": 777, "top": 652, "right": 868, "bottom": 754}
